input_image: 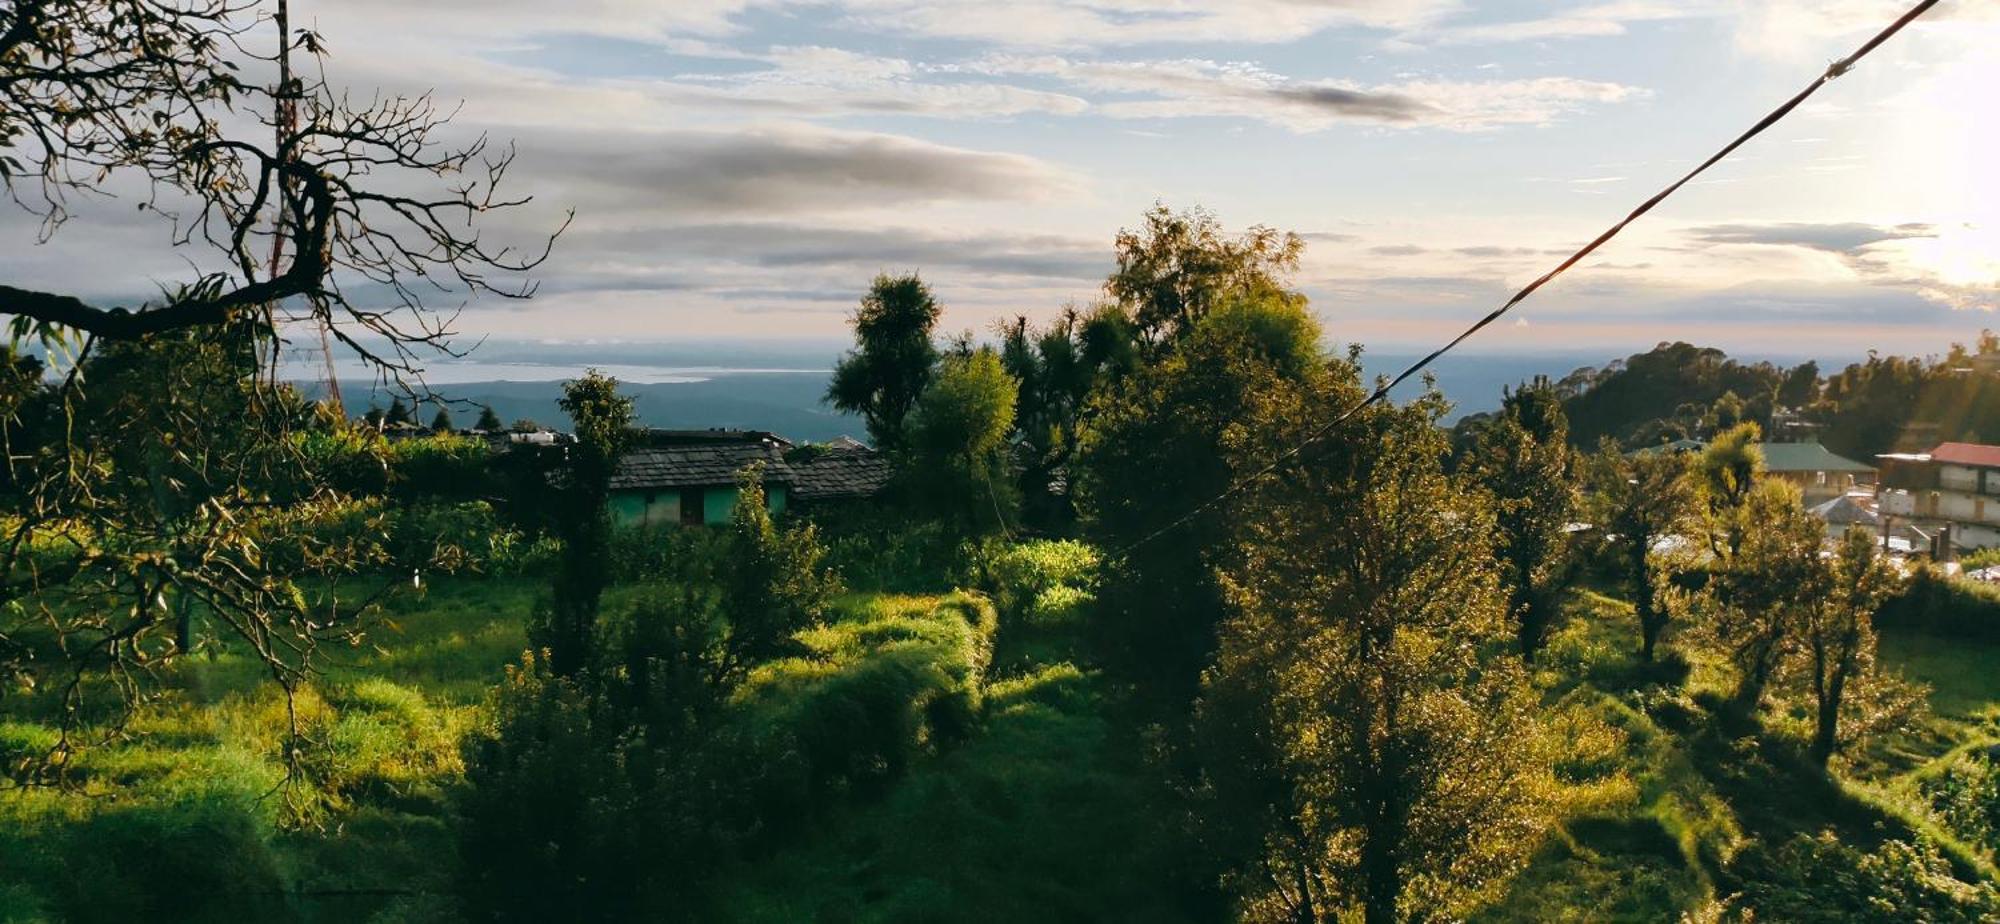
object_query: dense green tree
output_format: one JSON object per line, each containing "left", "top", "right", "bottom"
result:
{"left": 1800, "top": 527, "right": 1917, "bottom": 766}
{"left": 827, "top": 273, "right": 943, "bottom": 451}
{"left": 1462, "top": 378, "right": 1578, "bottom": 660}
{"left": 717, "top": 468, "right": 841, "bottom": 673}
{"left": 363, "top": 404, "right": 385, "bottom": 429}
{"left": 1695, "top": 422, "right": 1764, "bottom": 557}
{"left": 1557, "top": 342, "right": 1784, "bottom": 448}
{"left": 904, "top": 347, "right": 1019, "bottom": 533}
{"left": 998, "top": 304, "right": 1142, "bottom": 527}
{"left": 476, "top": 404, "right": 504, "bottom": 431}
{"left": 532, "top": 371, "right": 634, "bottom": 677}
{"left": 1075, "top": 292, "right": 1334, "bottom": 708}
{"left": 1204, "top": 389, "right": 1555, "bottom": 924}
{"left": 1588, "top": 443, "right": 1695, "bottom": 661}
{"left": 429, "top": 405, "right": 454, "bottom": 432}
{"left": 1777, "top": 360, "right": 1821, "bottom": 408}
{"left": 1107, "top": 204, "right": 1304, "bottom": 347}
{"left": 1703, "top": 480, "right": 1822, "bottom": 710}
{"left": 385, "top": 396, "right": 414, "bottom": 426}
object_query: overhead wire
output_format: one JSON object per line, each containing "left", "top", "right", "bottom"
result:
{"left": 1115, "top": 0, "right": 1943, "bottom": 557}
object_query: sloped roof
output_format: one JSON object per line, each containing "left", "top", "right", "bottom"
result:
{"left": 611, "top": 442, "right": 792, "bottom": 491}
{"left": 1930, "top": 442, "right": 2000, "bottom": 469}
{"left": 1808, "top": 493, "right": 1881, "bottom": 526}
{"left": 789, "top": 448, "right": 894, "bottom": 501}
{"left": 1752, "top": 442, "right": 1875, "bottom": 474}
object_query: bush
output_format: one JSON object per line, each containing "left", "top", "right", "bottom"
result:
{"left": 1921, "top": 749, "right": 2000, "bottom": 855}
{"left": 1877, "top": 568, "right": 2000, "bottom": 642}
{"left": 1734, "top": 831, "right": 2000, "bottom": 922}
{"left": 982, "top": 539, "right": 1098, "bottom": 620}
{"left": 387, "top": 433, "right": 497, "bottom": 503}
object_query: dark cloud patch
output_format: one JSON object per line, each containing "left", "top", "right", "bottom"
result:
{"left": 1265, "top": 84, "right": 1436, "bottom": 122}
{"left": 1684, "top": 222, "right": 1935, "bottom": 256}
{"left": 519, "top": 222, "right": 1112, "bottom": 307}
{"left": 524, "top": 127, "right": 1077, "bottom": 217}
{"left": 1370, "top": 244, "right": 1428, "bottom": 256}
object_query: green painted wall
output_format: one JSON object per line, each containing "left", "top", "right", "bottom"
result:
{"left": 699, "top": 485, "right": 786, "bottom": 524}
{"left": 610, "top": 484, "right": 783, "bottom": 527}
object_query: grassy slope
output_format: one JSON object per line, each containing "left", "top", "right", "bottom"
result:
{"left": 719, "top": 593, "right": 1196, "bottom": 923}
{"left": 4, "top": 563, "right": 1993, "bottom": 923}
{"left": 1478, "top": 587, "right": 2000, "bottom": 922}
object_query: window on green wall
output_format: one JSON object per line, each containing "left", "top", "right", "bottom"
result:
{"left": 680, "top": 488, "right": 703, "bottom": 526}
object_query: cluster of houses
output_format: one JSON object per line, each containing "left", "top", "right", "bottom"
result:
{"left": 1641, "top": 437, "right": 2000, "bottom": 565}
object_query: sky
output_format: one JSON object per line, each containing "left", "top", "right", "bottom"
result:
{"left": 4, "top": 0, "right": 1997, "bottom": 361}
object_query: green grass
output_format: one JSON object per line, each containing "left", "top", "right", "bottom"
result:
{"left": 720, "top": 607, "right": 1197, "bottom": 922}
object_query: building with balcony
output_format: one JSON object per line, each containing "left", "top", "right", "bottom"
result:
{"left": 1876, "top": 442, "right": 2000, "bottom": 550}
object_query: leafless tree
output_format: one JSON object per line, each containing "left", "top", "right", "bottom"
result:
{"left": 0, "top": 0, "right": 565, "bottom": 785}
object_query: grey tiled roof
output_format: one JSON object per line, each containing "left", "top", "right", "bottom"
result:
{"left": 611, "top": 443, "right": 793, "bottom": 491}
{"left": 789, "top": 448, "right": 894, "bottom": 501}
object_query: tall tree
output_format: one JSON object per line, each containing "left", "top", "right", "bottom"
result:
{"left": 533, "top": 371, "right": 634, "bottom": 677}
{"left": 1205, "top": 389, "right": 1554, "bottom": 924}
{"left": 1703, "top": 479, "right": 1821, "bottom": 710}
{"left": 1695, "top": 421, "right": 1763, "bottom": 557}
{"left": 997, "top": 304, "right": 1141, "bottom": 527}
{"left": 385, "top": 396, "right": 414, "bottom": 426}
{"left": 1800, "top": 528, "right": 1919, "bottom": 766}
{"left": 1589, "top": 443, "right": 1695, "bottom": 661}
{"left": 1076, "top": 291, "right": 1334, "bottom": 708}
{"left": 1463, "top": 378, "right": 1578, "bottom": 660}
{"left": 476, "top": 404, "right": 504, "bottom": 432}
{"left": 429, "top": 405, "right": 454, "bottom": 432}
{"left": 905, "top": 347, "right": 1019, "bottom": 533}
{"left": 827, "top": 273, "right": 942, "bottom": 452}
{"left": 0, "top": 0, "right": 560, "bottom": 733}
{"left": 1777, "top": 360, "right": 1821, "bottom": 408}
{"left": 1107, "top": 204, "right": 1303, "bottom": 347}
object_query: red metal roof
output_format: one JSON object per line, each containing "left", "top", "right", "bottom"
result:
{"left": 1929, "top": 442, "right": 2000, "bottom": 468}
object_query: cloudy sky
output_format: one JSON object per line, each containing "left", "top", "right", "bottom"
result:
{"left": 6, "top": 0, "right": 1997, "bottom": 358}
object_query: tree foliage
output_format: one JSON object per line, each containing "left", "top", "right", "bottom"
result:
{"left": 1587, "top": 442, "right": 1695, "bottom": 661}
{"left": 1204, "top": 389, "right": 1555, "bottom": 924}
{"left": 1107, "top": 203, "right": 1304, "bottom": 348}
{"left": 827, "top": 273, "right": 943, "bottom": 452}
{"left": 531, "top": 371, "right": 634, "bottom": 676}
{"left": 904, "top": 347, "right": 1018, "bottom": 533}
{"left": 1462, "top": 378, "right": 1577, "bottom": 660}
{"left": 1075, "top": 292, "right": 1332, "bottom": 706}
{"left": 996, "top": 304, "right": 1140, "bottom": 527}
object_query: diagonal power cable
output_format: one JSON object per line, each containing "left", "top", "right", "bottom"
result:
{"left": 1117, "top": 0, "right": 1942, "bottom": 557}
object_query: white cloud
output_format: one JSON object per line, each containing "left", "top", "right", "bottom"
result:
{"left": 973, "top": 58, "right": 1646, "bottom": 131}
{"left": 1416, "top": 1, "right": 1708, "bottom": 46}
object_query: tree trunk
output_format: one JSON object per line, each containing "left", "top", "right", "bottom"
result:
{"left": 1361, "top": 794, "right": 1403, "bottom": 924}
{"left": 1632, "top": 546, "right": 1659, "bottom": 661}
{"left": 1810, "top": 665, "right": 1847, "bottom": 767}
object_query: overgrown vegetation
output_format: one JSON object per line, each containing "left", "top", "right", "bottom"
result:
{"left": 3, "top": 190, "right": 1997, "bottom": 922}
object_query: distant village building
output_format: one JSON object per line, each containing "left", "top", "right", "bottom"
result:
{"left": 607, "top": 429, "right": 891, "bottom": 527}
{"left": 1623, "top": 440, "right": 1875, "bottom": 506}
{"left": 1877, "top": 442, "right": 2000, "bottom": 550}
{"left": 1753, "top": 442, "right": 1876, "bottom": 506}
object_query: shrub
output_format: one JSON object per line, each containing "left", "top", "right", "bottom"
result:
{"left": 984, "top": 540, "right": 1100, "bottom": 617}
{"left": 386, "top": 432, "right": 497, "bottom": 503}
{"left": 1921, "top": 749, "right": 2000, "bottom": 855}
{"left": 1734, "top": 831, "right": 2000, "bottom": 922}
{"left": 1877, "top": 568, "right": 2000, "bottom": 642}
{"left": 54, "top": 775, "right": 287, "bottom": 923}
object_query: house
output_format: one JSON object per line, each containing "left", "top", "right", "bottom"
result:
{"left": 607, "top": 429, "right": 891, "bottom": 528}
{"left": 1752, "top": 442, "right": 1875, "bottom": 506}
{"left": 1877, "top": 441, "right": 2000, "bottom": 550}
